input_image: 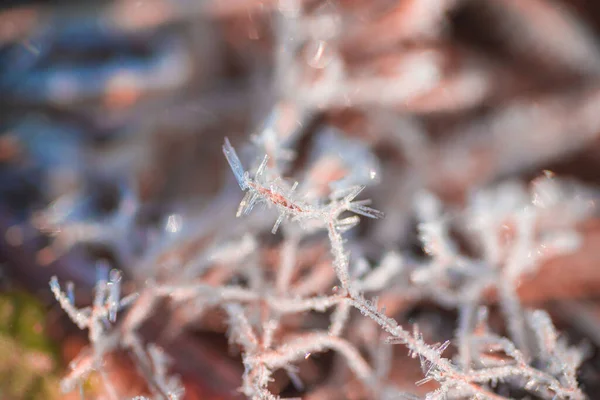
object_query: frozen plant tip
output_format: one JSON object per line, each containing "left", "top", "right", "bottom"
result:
{"left": 50, "top": 271, "right": 137, "bottom": 336}
{"left": 222, "top": 137, "right": 383, "bottom": 234}
{"left": 50, "top": 268, "right": 139, "bottom": 395}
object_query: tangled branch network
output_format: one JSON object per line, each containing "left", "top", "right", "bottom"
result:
{"left": 50, "top": 129, "right": 590, "bottom": 399}
{"left": 38, "top": 1, "right": 600, "bottom": 399}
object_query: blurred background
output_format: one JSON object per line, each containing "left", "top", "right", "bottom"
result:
{"left": 3, "top": 0, "right": 600, "bottom": 399}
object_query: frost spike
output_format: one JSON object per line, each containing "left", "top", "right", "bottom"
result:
{"left": 335, "top": 216, "right": 361, "bottom": 232}
{"left": 332, "top": 185, "right": 365, "bottom": 202}
{"left": 108, "top": 269, "right": 122, "bottom": 322}
{"left": 256, "top": 155, "right": 269, "bottom": 177}
{"left": 66, "top": 281, "right": 75, "bottom": 305}
{"left": 348, "top": 201, "right": 385, "bottom": 219}
{"left": 223, "top": 138, "right": 249, "bottom": 190}
{"left": 237, "top": 191, "right": 259, "bottom": 217}
{"left": 272, "top": 213, "right": 286, "bottom": 234}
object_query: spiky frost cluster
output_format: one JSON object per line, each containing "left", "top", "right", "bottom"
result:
{"left": 223, "top": 137, "right": 383, "bottom": 235}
